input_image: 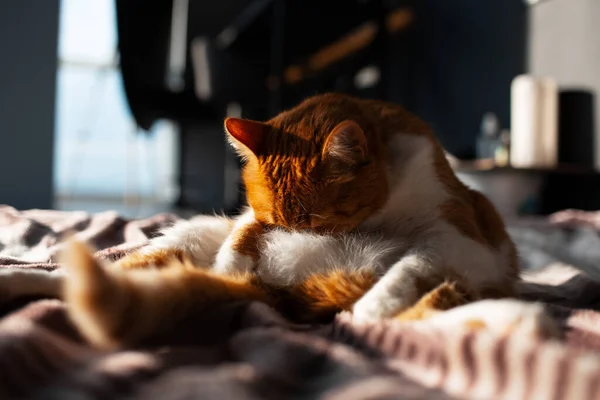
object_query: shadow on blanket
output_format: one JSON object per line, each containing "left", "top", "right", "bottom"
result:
{"left": 1, "top": 205, "right": 600, "bottom": 400}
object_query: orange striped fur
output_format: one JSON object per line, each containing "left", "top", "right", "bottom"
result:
{"left": 230, "top": 221, "right": 264, "bottom": 262}
{"left": 113, "top": 248, "right": 184, "bottom": 270}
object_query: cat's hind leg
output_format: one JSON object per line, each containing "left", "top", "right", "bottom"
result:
{"left": 60, "top": 241, "right": 273, "bottom": 349}
{"left": 351, "top": 253, "right": 444, "bottom": 323}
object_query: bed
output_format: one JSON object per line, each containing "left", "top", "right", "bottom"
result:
{"left": 1, "top": 205, "right": 600, "bottom": 399}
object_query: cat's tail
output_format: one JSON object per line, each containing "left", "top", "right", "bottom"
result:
{"left": 282, "top": 270, "right": 378, "bottom": 322}
{"left": 59, "top": 241, "right": 273, "bottom": 349}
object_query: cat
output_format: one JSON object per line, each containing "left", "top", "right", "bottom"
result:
{"left": 0, "top": 93, "right": 558, "bottom": 348}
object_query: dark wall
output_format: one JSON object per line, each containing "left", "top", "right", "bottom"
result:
{"left": 0, "top": 1, "right": 59, "bottom": 209}
{"left": 262, "top": 0, "right": 528, "bottom": 159}
{"left": 178, "top": 123, "right": 227, "bottom": 212}
{"left": 393, "top": 0, "right": 528, "bottom": 159}
{"left": 528, "top": 0, "right": 600, "bottom": 169}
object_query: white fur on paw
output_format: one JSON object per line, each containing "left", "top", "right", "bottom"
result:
{"left": 352, "top": 295, "right": 406, "bottom": 324}
{"left": 423, "top": 299, "right": 561, "bottom": 340}
{"left": 213, "top": 247, "right": 254, "bottom": 275}
{"left": 352, "top": 300, "right": 384, "bottom": 323}
{"left": 147, "top": 216, "right": 232, "bottom": 267}
{"left": 0, "top": 269, "right": 65, "bottom": 300}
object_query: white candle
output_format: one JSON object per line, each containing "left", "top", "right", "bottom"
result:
{"left": 510, "top": 75, "right": 558, "bottom": 169}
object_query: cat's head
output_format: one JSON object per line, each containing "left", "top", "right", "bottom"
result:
{"left": 224, "top": 94, "right": 389, "bottom": 233}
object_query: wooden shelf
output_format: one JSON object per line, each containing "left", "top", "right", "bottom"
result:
{"left": 452, "top": 159, "right": 599, "bottom": 176}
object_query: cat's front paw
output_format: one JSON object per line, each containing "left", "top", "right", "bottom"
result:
{"left": 213, "top": 247, "right": 254, "bottom": 276}
{"left": 352, "top": 295, "right": 399, "bottom": 324}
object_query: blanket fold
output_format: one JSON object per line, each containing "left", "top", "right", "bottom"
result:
{"left": 2, "top": 205, "right": 600, "bottom": 399}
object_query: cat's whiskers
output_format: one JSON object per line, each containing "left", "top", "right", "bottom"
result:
{"left": 297, "top": 199, "right": 308, "bottom": 213}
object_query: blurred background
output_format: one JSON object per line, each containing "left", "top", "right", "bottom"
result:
{"left": 0, "top": 0, "right": 598, "bottom": 219}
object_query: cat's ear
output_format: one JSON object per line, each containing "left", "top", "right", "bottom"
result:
{"left": 322, "top": 120, "right": 367, "bottom": 170}
{"left": 224, "top": 117, "right": 271, "bottom": 157}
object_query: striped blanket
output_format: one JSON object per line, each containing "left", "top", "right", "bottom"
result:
{"left": 1, "top": 205, "right": 600, "bottom": 400}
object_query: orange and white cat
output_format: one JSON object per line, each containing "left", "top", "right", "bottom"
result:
{"left": 0, "top": 93, "right": 558, "bottom": 348}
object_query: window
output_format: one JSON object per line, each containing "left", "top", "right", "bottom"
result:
{"left": 54, "top": 0, "right": 179, "bottom": 216}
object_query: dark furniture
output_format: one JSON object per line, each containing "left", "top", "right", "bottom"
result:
{"left": 115, "top": 0, "right": 528, "bottom": 213}
{"left": 455, "top": 164, "right": 600, "bottom": 217}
